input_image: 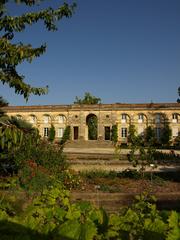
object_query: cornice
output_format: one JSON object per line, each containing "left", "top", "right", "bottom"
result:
{"left": 3, "top": 102, "right": 180, "bottom": 112}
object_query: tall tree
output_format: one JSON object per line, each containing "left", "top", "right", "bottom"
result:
{"left": 177, "top": 87, "right": 180, "bottom": 103}
{"left": 0, "top": 96, "right": 8, "bottom": 117}
{"left": 48, "top": 124, "right": 55, "bottom": 143}
{"left": 74, "top": 92, "right": 101, "bottom": 104}
{"left": 0, "top": 0, "right": 76, "bottom": 100}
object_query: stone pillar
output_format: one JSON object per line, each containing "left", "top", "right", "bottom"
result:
{"left": 98, "top": 110, "right": 104, "bottom": 140}
{"left": 79, "top": 110, "right": 86, "bottom": 140}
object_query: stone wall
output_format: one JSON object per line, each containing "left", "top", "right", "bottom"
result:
{"left": 3, "top": 103, "right": 180, "bottom": 143}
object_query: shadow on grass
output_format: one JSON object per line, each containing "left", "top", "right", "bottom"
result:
{"left": 0, "top": 220, "right": 76, "bottom": 240}
{"left": 0, "top": 220, "right": 46, "bottom": 240}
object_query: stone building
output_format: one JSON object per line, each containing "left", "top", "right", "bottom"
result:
{"left": 4, "top": 102, "right": 180, "bottom": 143}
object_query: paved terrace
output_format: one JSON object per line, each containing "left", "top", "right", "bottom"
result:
{"left": 64, "top": 147, "right": 180, "bottom": 172}
{"left": 64, "top": 147, "right": 180, "bottom": 154}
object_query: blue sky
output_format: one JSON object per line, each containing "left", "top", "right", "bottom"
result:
{"left": 1, "top": 0, "right": 180, "bottom": 105}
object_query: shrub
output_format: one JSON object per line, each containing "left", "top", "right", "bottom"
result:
{"left": 60, "top": 126, "right": 71, "bottom": 145}
{"left": 111, "top": 125, "right": 118, "bottom": 144}
{"left": 48, "top": 124, "right": 55, "bottom": 143}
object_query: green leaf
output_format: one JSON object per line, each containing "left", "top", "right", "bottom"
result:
{"left": 166, "top": 211, "right": 180, "bottom": 240}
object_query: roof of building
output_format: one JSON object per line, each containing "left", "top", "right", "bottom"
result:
{"left": 3, "top": 102, "right": 180, "bottom": 112}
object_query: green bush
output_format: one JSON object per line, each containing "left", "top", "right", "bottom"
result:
{"left": 48, "top": 124, "right": 55, "bottom": 143}
{"left": 0, "top": 190, "right": 180, "bottom": 240}
{"left": 111, "top": 125, "right": 118, "bottom": 144}
{"left": 60, "top": 126, "right": 71, "bottom": 145}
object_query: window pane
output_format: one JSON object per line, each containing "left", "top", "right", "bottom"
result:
{"left": 172, "top": 127, "right": 178, "bottom": 137}
{"left": 139, "top": 114, "right": 143, "bottom": 120}
{"left": 121, "top": 128, "right": 127, "bottom": 138}
{"left": 30, "top": 115, "right": 36, "bottom": 123}
{"left": 44, "top": 128, "right": 49, "bottom": 137}
{"left": 58, "top": 128, "right": 64, "bottom": 138}
{"left": 122, "top": 114, "right": 126, "bottom": 119}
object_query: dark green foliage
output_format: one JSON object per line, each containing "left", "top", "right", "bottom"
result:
{"left": 127, "top": 125, "right": 157, "bottom": 177}
{"left": 60, "top": 125, "right": 71, "bottom": 145}
{"left": 174, "top": 132, "right": 180, "bottom": 148}
{"left": 144, "top": 126, "right": 156, "bottom": 146}
{"left": 74, "top": 92, "right": 101, "bottom": 104}
{"left": 0, "top": 220, "right": 46, "bottom": 240}
{"left": 111, "top": 125, "right": 118, "bottom": 144}
{"left": 0, "top": 116, "right": 40, "bottom": 175}
{"left": 14, "top": 140, "right": 68, "bottom": 191}
{"left": 0, "top": 97, "right": 9, "bottom": 108}
{"left": 160, "top": 124, "right": 172, "bottom": 146}
{"left": 48, "top": 124, "right": 55, "bottom": 143}
{"left": 0, "top": 1, "right": 76, "bottom": 100}
{"left": 153, "top": 151, "right": 180, "bottom": 163}
{"left": 177, "top": 87, "right": 180, "bottom": 103}
{"left": 0, "top": 96, "right": 8, "bottom": 117}
{"left": 87, "top": 115, "right": 97, "bottom": 140}
{"left": 0, "top": 189, "right": 180, "bottom": 240}
{"left": 128, "top": 124, "right": 143, "bottom": 146}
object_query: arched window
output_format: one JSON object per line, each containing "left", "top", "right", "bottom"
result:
{"left": 29, "top": 115, "right": 37, "bottom": 124}
{"left": 155, "top": 113, "right": 162, "bottom": 124}
{"left": 43, "top": 115, "right": 50, "bottom": 124}
{"left": 138, "top": 113, "right": 147, "bottom": 123}
{"left": 121, "top": 113, "right": 130, "bottom": 123}
{"left": 16, "top": 115, "right": 22, "bottom": 120}
{"left": 172, "top": 113, "right": 178, "bottom": 123}
{"left": 57, "top": 115, "right": 66, "bottom": 124}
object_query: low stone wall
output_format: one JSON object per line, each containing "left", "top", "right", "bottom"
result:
{"left": 71, "top": 192, "right": 180, "bottom": 213}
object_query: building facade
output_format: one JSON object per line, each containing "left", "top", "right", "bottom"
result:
{"left": 4, "top": 103, "right": 180, "bottom": 143}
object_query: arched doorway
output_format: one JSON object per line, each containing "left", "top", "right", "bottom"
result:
{"left": 86, "top": 114, "right": 98, "bottom": 140}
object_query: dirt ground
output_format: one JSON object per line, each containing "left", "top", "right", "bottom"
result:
{"left": 73, "top": 176, "right": 180, "bottom": 194}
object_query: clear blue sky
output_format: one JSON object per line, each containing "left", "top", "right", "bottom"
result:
{"left": 1, "top": 0, "right": 180, "bottom": 106}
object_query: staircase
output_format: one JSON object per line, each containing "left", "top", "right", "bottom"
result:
{"left": 64, "top": 142, "right": 130, "bottom": 171}
{"left": 65, "top": 140, "right": 114, "bottom": 148}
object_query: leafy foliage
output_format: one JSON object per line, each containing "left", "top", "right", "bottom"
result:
{"left": 48, "top": 124, "right": 55, "bottom": 143}
{"left": 144, "top": 126, "right": 156, "bottom": 146}
{"left": 0, "top": 116, "right": 40, "bottom": 175}
{"left": 177, "top": 87, "right": 180, "bottom": 103}
{"left": 174, "top": 132, "right": 180, "bottom": 148}
{"left": 60, "top": 125, "right": 71, "bottom": 145}
{"left": 87, "top": 115, "right": 98, "bottom": 140}
{"left": 0, "top": 0, "right": 76, "bottom": 100}
{"left": 0, "top": 96, "right": 8, "bottom": 117}
{"left": 160, "top": 124, "right": 172, "bottom": 147}
{"left": 74, "top": 92, "right": 101, "bottom": 104}
{"left": 127, "top": 125, "right": 157, "bottom": 177}
{"left": 111, "top": 125, "right": 118, "bottom": 144}
{"left": 0, "top": 189, "right": 180, "bottom": 240}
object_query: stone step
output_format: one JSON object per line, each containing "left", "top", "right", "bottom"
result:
{"left": 65, "top": 152, "right": 128, "bottom": 161}
{"left": 65, "top": 140, "right": 114, "bottom": 148}
{"left": 67, "top": 159, "right": 129, "bottom": 165}
{"left": 71, "top": 192, "right": 180, "bottom": 213}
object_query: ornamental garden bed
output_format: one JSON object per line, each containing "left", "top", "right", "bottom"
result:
{"left": 70, "top": 170, "right": 180, "bottom": 212}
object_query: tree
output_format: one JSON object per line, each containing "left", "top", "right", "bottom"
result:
{"left": 128, "top": 124, "right": 138, "bottom": 145}
{"left": 174, "top": 132, "right": 180, "bottom": 148}
{"left": 74, "top": 92, "right": 101, "bottom": 104}
{"left": 128, "top": 125, "right": 156, "bottom": 177}
{"left": 0, "top": 96, "right": 8, "bottom": 117}
{"left": 60, "top": 126, "right": 71, "bottom": 145}
{"left": 87, "top": 115, "right": 97, "bottom": 140}
{"left": 48, "top": 124, "right": 55, "bottom": 143}
{"left": 160, "top": 124, "right": 172, "bottom": 147}
{"left": 177, "top": 87, "right": 180, "bottom": 103}
{"left": 144, "top": 126, "right": 156, "bottom": 146}
{"left": 0, "top": 0, "right": 76, "bottom": 100}
{"left": 111, "top": 125, "right": 118, "bottom": 144}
